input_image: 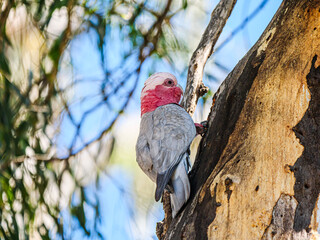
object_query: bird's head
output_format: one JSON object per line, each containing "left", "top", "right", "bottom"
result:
{"left": 140, "top": 72, "right": 183, "bottom": 116}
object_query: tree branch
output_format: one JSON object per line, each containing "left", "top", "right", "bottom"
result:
{"left": 181, "top": 0, "right": 237, "bottom": 116}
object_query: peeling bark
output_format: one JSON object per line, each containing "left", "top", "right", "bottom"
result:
{"left": 292, "top": 55, "right": 320, "bottom": 233}
{"left": 162, "top": 0, "right": 320, "bottom": 239}
{"left": 262, "top": 194, "right": 297, "bottom": 239}
{"left": 261, "top": 194, "right": 314, "bottom": 240}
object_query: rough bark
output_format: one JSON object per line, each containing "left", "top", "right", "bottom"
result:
{"left": 164, "top": 0, "right": 320, "bottom": 239}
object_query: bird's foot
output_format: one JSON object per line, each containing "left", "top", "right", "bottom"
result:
{"left": 195, "top": 120, "right": 208, "bottom": 136}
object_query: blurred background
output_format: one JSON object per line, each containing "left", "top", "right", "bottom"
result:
{"left": 0, "top": 0, "right": 281, "bottom": 239}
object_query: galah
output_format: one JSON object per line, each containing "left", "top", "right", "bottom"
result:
{"left": 136, "top": 72, "right": 197, "bottom": 218}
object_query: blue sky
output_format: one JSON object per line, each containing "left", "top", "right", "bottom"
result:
{"left": 57, "top": 0, "right": 282, "bottom": 239}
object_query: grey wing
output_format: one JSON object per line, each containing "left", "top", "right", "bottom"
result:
{"left": 150, "top": 104, "right": 196, "bottom": 201}
{"left": 136, "top": 112, "right": 157, "bottom": 182}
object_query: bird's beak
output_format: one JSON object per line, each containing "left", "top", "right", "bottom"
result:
{"left": 177, "top": 84, "right": 183, "bottom": 94}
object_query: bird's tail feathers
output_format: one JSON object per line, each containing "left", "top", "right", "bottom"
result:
{"left": 155, "top": 163, "right": 178, "bottom": 201}
{"left": 170, "top": 154, "right": 190, "bottom": 218}
{"left": 155, "top": 153, "right": 184, "bottom": 202}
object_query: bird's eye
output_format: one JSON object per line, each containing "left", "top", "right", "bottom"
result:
{"left": 165, "top": 79, "right": 174, "bottom": 86}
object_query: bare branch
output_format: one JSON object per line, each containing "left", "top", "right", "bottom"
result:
{"left": 181, "top": 0, "right": 237, "bottom": 116}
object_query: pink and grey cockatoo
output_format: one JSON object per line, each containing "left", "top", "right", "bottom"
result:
{"left": 136, "top": 72, "right": 197, "bottom": 217}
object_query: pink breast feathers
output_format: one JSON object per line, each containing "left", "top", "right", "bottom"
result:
{"left": 141, "top": 85, "right": 182, "bottom": 116}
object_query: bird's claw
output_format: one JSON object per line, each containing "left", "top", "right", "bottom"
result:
{"left": 195, "top": 121, "right": 208, "bottom": 136}
{"left": 200, "top": 120, "right": 208, "bottom": 129}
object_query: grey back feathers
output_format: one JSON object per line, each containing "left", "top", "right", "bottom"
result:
{"left": 136, "top": 104, "right": 196, "bottom": 217}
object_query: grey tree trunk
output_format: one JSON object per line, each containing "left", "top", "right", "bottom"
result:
{"left": 162, "top": 0, "right": 320, "bottom": 239}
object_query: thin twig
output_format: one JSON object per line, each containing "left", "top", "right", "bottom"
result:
{"left": 181, "top": 0, "right": 237, "bottom": 116}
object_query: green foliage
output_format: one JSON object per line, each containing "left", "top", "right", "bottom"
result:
{"left": 0, "top": 0, "right": 194, "bottom": 238}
